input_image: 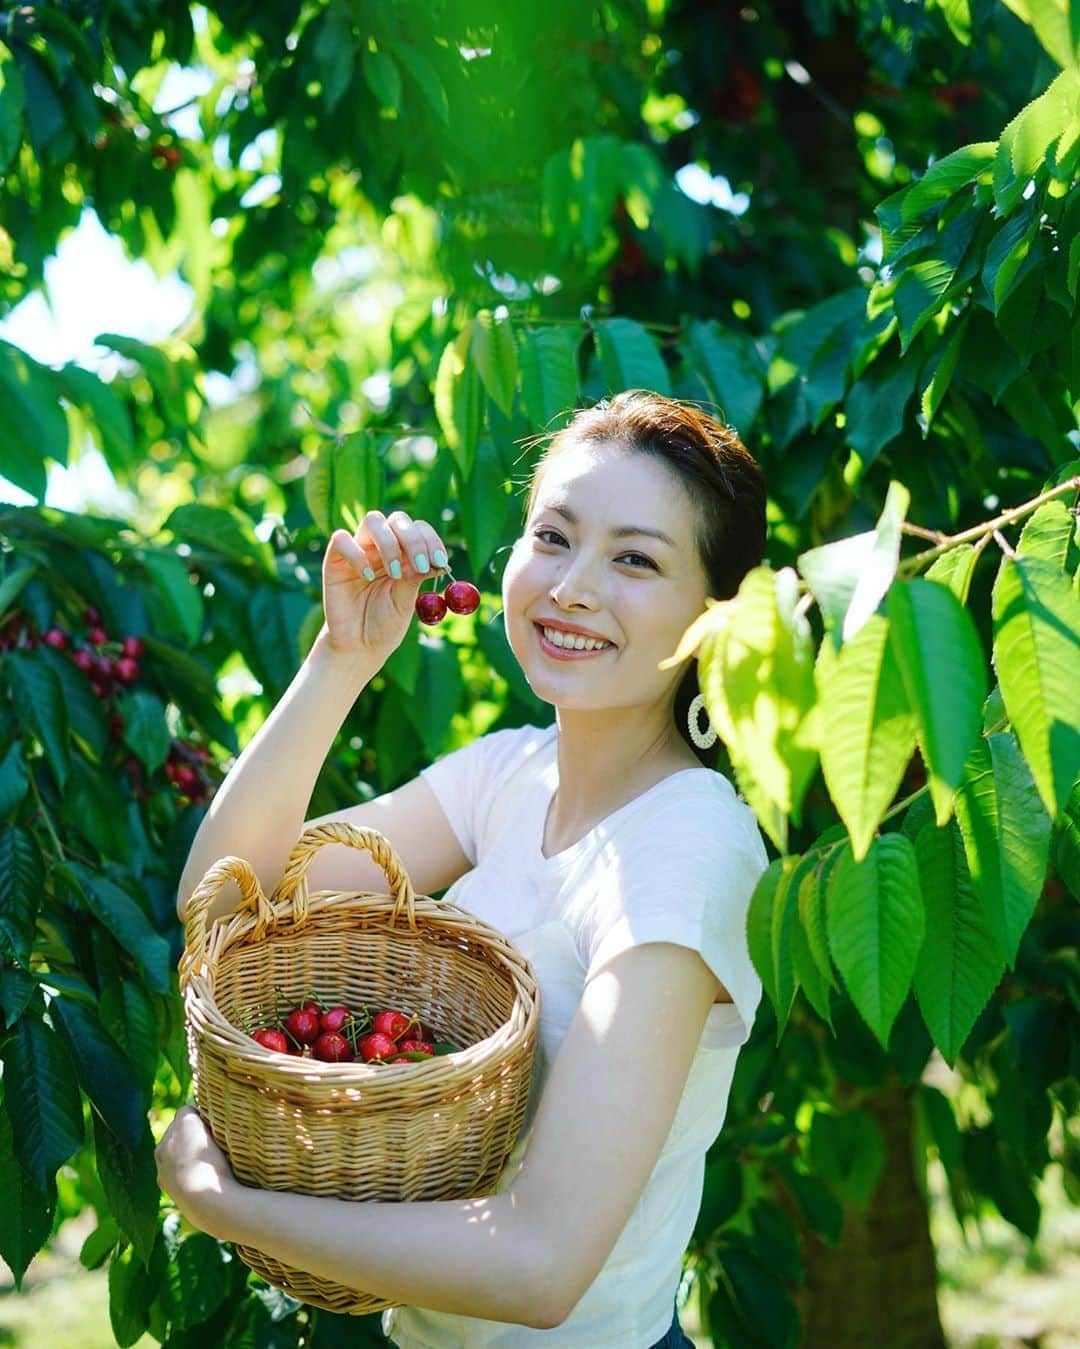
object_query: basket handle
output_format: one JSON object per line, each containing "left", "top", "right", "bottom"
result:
{"left": 269, "top": 822, "right": 418, "bottom": 930}
{"left": 179, "top": 856, "right": 272, "bottom": 991}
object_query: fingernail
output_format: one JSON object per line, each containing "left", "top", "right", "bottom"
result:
{"left": 363, "top": 566, "right": 375, "bottom": 582}
{"left": 389, "top": 560, "right": 402, "bottom": 579}
{"left": 414, "top": 552, "right": 429, "bottom": 573}
{"left": 433, "top": 549, "right": 447, "bottom": 568}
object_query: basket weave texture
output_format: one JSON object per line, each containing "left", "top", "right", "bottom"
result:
{"left": 179, "top": 821, "right": 541, "bottom": 1316}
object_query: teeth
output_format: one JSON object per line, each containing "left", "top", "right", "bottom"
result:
{"left": 541, "top": 625, "right": 612, "bottom": 652}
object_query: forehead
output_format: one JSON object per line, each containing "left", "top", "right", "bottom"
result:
{"left": 534, "top": 443, "right": 689, "bottom": 517}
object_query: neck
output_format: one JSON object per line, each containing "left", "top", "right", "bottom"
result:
{"left": 547, "top": 702, "right": 698, "bottom": 830}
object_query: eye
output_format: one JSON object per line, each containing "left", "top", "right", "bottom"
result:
{"left": 532, "top": 529, "right": 657, "bottom": 570}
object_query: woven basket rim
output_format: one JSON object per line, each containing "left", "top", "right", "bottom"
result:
{"left": 185, "top": 887, "right": 539, "bottom": 1087}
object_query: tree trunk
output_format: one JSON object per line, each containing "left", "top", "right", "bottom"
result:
{"left": 778, "top": 1082, "right": 946, "bottom": 1348}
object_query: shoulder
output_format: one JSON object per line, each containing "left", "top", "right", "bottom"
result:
{"left": 632, "top": 770, "right": 768, "bottom": 866}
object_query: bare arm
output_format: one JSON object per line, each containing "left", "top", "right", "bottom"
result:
{"left": 176, "top": 627, "right": 379, "bottom": 924}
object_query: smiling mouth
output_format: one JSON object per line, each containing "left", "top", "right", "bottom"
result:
{"left": 533, "top": 622, "right": 616, "bottom": 657}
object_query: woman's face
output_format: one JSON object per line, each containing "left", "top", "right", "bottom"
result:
{"left": 501, "top": 441, "right": 711, "bottom": 715}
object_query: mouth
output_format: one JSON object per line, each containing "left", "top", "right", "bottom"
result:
{"left": 533, "top": 622, "right": 617, "bottom": 660}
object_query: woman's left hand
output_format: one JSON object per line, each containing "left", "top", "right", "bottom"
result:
{"left": 155, "top": 1105, "right": 238, "bottom": 1240}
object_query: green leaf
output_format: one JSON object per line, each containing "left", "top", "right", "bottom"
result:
{"left": 798, "top": 480, "right": 910, "bottom": 643}
{"left": 456, "top": 437, "right": 511, "bottom": 577}
{"left": 0, "top": 41, "right": 27, "bottom": 173}
{"left": 518, "top": 325, "right": 579, "bottom": 434}
{"left": 817, "top": 615, "right": 918, "bottom": 859}
{"left": 0, "top": 739, "right": 30, "bottom": 818}
{"left": 362, "top": 47, "right": 401, "bottom": 114}
{"left": 107, "top": 1237, "right": 154, "bottom": 1346}
{"left": 50, "top": 995, "right": 145, "bottom": 1148}
{"left": 164, "top": 503, "right": 275, "bottom": 574}
{"left": 912, "top": 819, "right": 1006, "bottom": 1067}
{"left": 954, "top": 733, "right": 1051, "bottom": 967}
{"left": 61, "top": 757, "right": 130, "bottom": 859}
{"left": 0, "top": 561, "right": 38, "bottom": 617}
{"left": 79, "top": 1216, "right": 120, "bottom": 1271}
{"left": 886, "top": 578, "right": 988, "bottom": 824}
{"left": 389, "top": 41, "right": 449, "bottom": 123}
{"left": 0, "top": 340, "right": 68, "bottom": 499}
{"left": 99, "top": 979, "right": 159, "bottom": 1104}
{"left": 402, "top": 637, "right": 464, "bottom": 760}
{"left": 999, "top": 0, "right": 1079, "bottom": 68}
{"left": 35, "top": 643, "right": 107, "bottom": 760}
{"left": 790, "top": 865, "right": 835, "bottom": 1029}
{"left": 991, "top": 554, "right": 1080, "bottom": 819}
{"left": 142, "top": 552, "right": 204, "bottom": 647}
{"left": 4, "top": 649, "right": 70, "bottom": 787}
{"left": 1016, "top": 499, "right": 1078, "bottom": 571}
{"left": 313, "top": 5, "right": 353, "bottom": 113}
{"left": 808, "top": 1107, "right": 886, "bottom": 1211}
{"left": 94, "top": 1115, "right": 161, "bottom": 1268}
{"left": 594, "top": 317, "right": 671, "bottom": 397}
{"left": 95, "top": 334, "right": 189, "bottom": 425}
{"left": 842, "top": 353, "right": 920, "bottom": 467}
{"left": 920, "top": 313, "right": 968, "bottom": 429}
{"left": 777, "top": 1162, "right": 843, "bottom": 1245}
{"left": 118, "top": 689, "right": 171, "bottom": 775}
{"left": 925, "top": 544, "right": 979, "bottom": 605}
{"left": 900, "top": 142, "right": 996, "bottom": 221}
{"left": 435, "top": 324, "right": 483, "bottom": 479}
{"left": 1, "top": 1014, "right": 85, "bottom": 1191}
{"left": 54, "top": 364, "right": 136, "bottom": 478}
{"left": 0, "top": 823, "right": 44, "bottom": 965}
{"left": 160, "top": 1230, "right": 232, "bottom": 1330}
{"left": 689, "top": 321, "right": 765, "bottom": 436}
{"left": 61, "top": 863, "right": 172, "bottom": 995}
{"left": 745, "top": 857, "right": 800, "bottom": 1040}
{"left": 698, "top": 567, "right": 819, "bottom": 849}
{"left": 470, "top": 311, "right": 518, "bottom": 417}
{"left": 827, "top": 835, "right": 925, "bottom": 1048}
{"left": 0, "top": 1082, "right": 56, "bottom": 1290}
{"left": 0, "top": 965, "right": 35, "bottom": 1028}
{"left": 307, "top": 430, "right": 384, "bottom": 536}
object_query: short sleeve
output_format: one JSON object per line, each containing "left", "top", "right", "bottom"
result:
{"left": 419, "top": 723, "right": 551, "bottom": 867}
{"left": 584, "top": 790, "right": 768, "bottom": 1045}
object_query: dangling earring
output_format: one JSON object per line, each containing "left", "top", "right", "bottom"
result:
{"left": 688, "top": 692, "right": 717, "bottom": 750}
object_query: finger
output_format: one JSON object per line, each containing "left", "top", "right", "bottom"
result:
{"left": 358, "top": 510, "right": 408, "bottom": 580}
{"left": 415, "top": 524, "right": 451, "bottom": 573}
{"left": 385, "top": 509, "right": 436, "bottom": 579}
{"left": 327, "top": 529, "right": 376, "bottom": 581}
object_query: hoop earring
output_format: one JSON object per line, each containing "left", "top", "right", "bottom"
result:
{"left": 688, "top": 692, "right": 717, "bottom": 750}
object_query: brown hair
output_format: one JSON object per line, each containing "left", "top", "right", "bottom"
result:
{"left": 520, "top": 389, "right": 768, "bottom": 768}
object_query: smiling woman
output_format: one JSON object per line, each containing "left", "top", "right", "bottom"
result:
{"left": 164, "top": 390, "right": 770, "bottom": 1348}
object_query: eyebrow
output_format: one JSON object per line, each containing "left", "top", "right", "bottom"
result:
{"left": 542, "top": 502, "right": 678, "bottom": 549}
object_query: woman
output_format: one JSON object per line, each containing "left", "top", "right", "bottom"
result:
{"left": 157, "top": 389, "right": 770, "bottom": 1346}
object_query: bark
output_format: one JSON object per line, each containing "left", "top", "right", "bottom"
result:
{"left": 776, "top": 1082, "right": 947, "bottom": 1348}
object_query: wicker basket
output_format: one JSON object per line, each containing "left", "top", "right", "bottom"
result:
{"left": 179, "top": 821, "right": 541, "bottom": 1315}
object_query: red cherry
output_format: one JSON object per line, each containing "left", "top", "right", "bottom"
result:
{"left": 88, "top": 626, "right": 109, "bottom": 646}
{"left": 284, "top": 1008, "right": 320, "bottom": 1045}
{"left": 300, "top": 998, "right": 322, "bottom": 1017}
{"left": 121, "top": 636, "right": 144, "bottom": 659}
{"left": 398, "top": 1038, "right": 434, "bottom": 1056}
{"left": 388, "top": 1055, "right": 413, "bottom": 1064}
{"left": 72, "top": 648, "right": 95, "bottom": 675}
{"left": 83, "top": 606, "right": 102, "bottom": 626}
{"left": 312, "top": 1031, "right": 354, "bottom": 1062}
{"left": 358, "top": 1031, "right": 397, "bottom": 1062}
{"left": 174, "top": 764, "right": 200, "bottom": 793}
{"left": 320, "top": 1006, "right": 352, "bottom": 1034}
{"left": 253, "top": 1028, "right": 289, "bottom": 1053}
{"left": 109, "top": 712, "right": 124, "bottom": 740}
{"left": 372, "top": 1009, "right": 414, "bottom": 1042}
{"left": 43, "top": 627, "right": 69, "bottom": 650}
{"left": 114, "top": 656, "right": 140, "bottom": 684}
{"left": 443, "top": 581, "right": 480, "bottom": 615}
{"left": 415, "top": 591, "right": 447, "bottom": 624}
{"left": 90, "top": 679, "right": 110, "bottom": 701}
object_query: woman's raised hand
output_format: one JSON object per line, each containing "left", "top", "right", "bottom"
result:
{"left": 321, "top": 510, "right": 450, "bottom": 660}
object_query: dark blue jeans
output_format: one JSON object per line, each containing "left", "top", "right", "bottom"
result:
{"left": 647, "top": 1297, "right": 694, "bottom": 1348}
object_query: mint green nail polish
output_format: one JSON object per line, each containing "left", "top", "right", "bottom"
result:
{"left": 389, "top": 560, "right": 402, "bottom": 579}
{"left": 433, "top": 549, "right": 447, "bottom": 567}
{"left": 363, "top": 566, "right": 375, "bottom": 582}
{"left": 415, "top": 552, "right": 429, "bottom": 572}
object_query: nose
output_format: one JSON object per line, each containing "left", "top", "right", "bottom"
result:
{"left": 549, "top": 553, "right": 602, "bottom": 611}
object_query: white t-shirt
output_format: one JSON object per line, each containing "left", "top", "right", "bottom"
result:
{"left": 382, "top": 722, "right": 768, "bottom": 1348}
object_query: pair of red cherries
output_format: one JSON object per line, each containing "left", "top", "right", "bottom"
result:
{"left": 414, "top": 570, "right": 480, "bottom": 625}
